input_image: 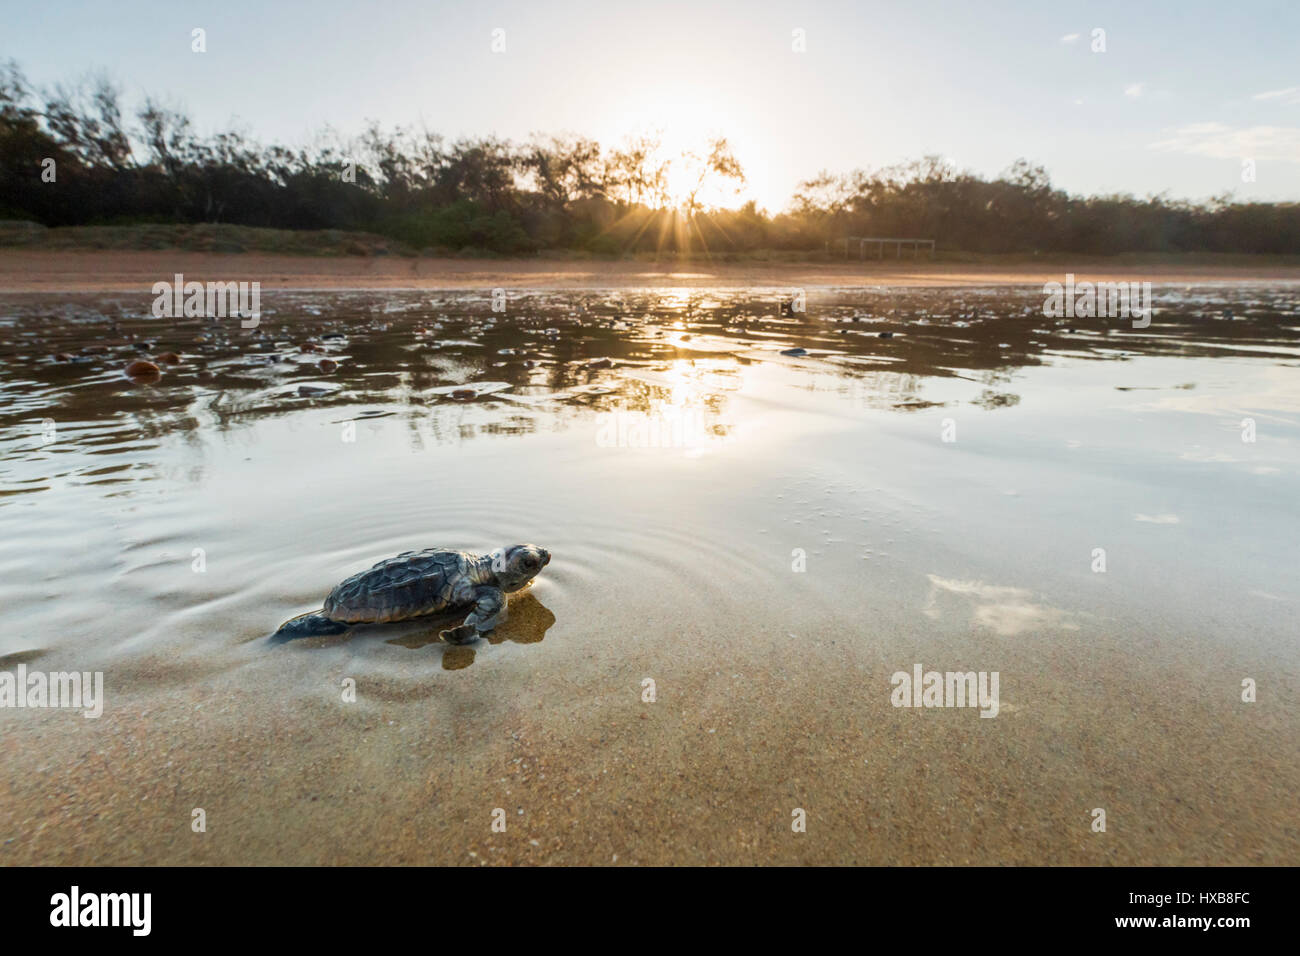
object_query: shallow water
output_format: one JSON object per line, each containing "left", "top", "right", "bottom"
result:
{"left": 2, "top": 284, "right": 1298, "bottom": 864}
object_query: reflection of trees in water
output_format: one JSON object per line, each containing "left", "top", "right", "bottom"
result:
{"left": 392, "top": 370, "right": 736, "bottom": 450}
{"left": 4, "top": 288, "right": 1299, "bottom": 464}
{"left": 128, "top": 404, "right": 202, "bottom": 442}
{"left": 976, "top": 368, "right": 1016, "bottom": 388}
{"left": 819, "top": 370, "right": 928, "bottom": 409}
{"left": 973, "top": 390, "right": 1021, "bottom": 410}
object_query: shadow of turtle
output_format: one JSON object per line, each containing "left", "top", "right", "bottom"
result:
{"left": 270, "top": 591, "right": 556, "bottom": 669}
{"left": 383, "top": 591, "right": 557, "bottom": 669}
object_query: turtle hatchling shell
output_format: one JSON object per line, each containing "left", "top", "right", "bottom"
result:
{"left": 323, "top": 548, "right": 469, "bottom": 624}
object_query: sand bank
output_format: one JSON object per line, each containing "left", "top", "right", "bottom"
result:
{"left": 2, "top": 249, "right": 1299, "bottom": 293}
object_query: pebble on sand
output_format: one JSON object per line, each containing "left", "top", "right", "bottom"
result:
{"left": 125, "top": 360, "right": 161, "bottom": 381}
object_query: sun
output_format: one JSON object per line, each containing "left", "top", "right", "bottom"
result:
{"left": 661, "top": 158, "right": 699, "bottom": 210}
{"left": 598, "top": 88, "right": 751, "bottom": 211}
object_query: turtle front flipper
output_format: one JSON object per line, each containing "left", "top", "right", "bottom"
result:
{"left": 440, "top": 586, "right": 505, "bottom": 645}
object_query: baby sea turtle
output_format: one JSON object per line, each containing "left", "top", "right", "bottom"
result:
{"left": 272, "top": 545, "right": 551, "bottom": 644}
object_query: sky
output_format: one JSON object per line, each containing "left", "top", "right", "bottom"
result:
{"left": 4, "top": 0, "right": 1299, "bottom": 211}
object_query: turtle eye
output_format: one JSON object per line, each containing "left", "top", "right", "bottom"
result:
{"left": 522, "top": 555, "right": 538, "bottom": 570}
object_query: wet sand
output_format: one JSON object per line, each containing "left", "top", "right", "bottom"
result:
{"left": 2, "top": 249, "right": 1298, "bottom": 292}
{"left": 1, "top": 286, "right": 1298, "bottom": 865}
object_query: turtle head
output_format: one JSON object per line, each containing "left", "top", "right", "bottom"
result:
{"left": 495, "top": 544, "right": 551, "bottom": 592}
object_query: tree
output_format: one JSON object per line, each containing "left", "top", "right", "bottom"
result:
{"left": 679, "top": 137, "right": 745, "bottom": 218}
{"left": 522, "top": 134, "right": 605, "bottom": 206}
{"left": 41, "top": 73, "right": 134, "bottom": 169}
{"left": 607, "top": 133, "right": 669, "bottom": 207}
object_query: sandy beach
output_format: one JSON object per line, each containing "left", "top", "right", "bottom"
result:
{"left": 2, "top": 249, "right": 1298, "bottom": 292}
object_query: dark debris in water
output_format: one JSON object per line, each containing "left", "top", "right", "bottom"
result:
{"left": 2, "top": 286, "right": 1298, "bottom": 451}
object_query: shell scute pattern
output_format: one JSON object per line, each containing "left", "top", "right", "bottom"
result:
{"left": 323, "top": 548, "right": 472, "bottom": 623}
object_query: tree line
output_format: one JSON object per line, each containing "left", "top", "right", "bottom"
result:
{"left": 2, "top": 61, "right": 1296, "bottom": 256}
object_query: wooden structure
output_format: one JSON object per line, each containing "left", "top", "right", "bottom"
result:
{"left": 833, "top": 236, "right": 936, "bottom": 260}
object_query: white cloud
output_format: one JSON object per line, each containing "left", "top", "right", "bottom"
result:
{"left": 1060, "top": 33, "right": 1080, "bottom": 44}
{"left": 1124, "top": 83, "right": 1145, "bottom": 98}
{"left": 1252, "top": 86, "right": 1300, "bottom": 104}
{"left": 1148, "top": 122, "right": 1300, "bottom": 162}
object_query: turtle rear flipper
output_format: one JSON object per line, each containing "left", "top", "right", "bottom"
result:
{"left": 271, "top": 611, "right": 350, "bottom": 642}
{"left": 439, "top": 586, "right": 506, "bottom": 645}
{"left": 439, "top": 623, "right": 479, "bottom": 645}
